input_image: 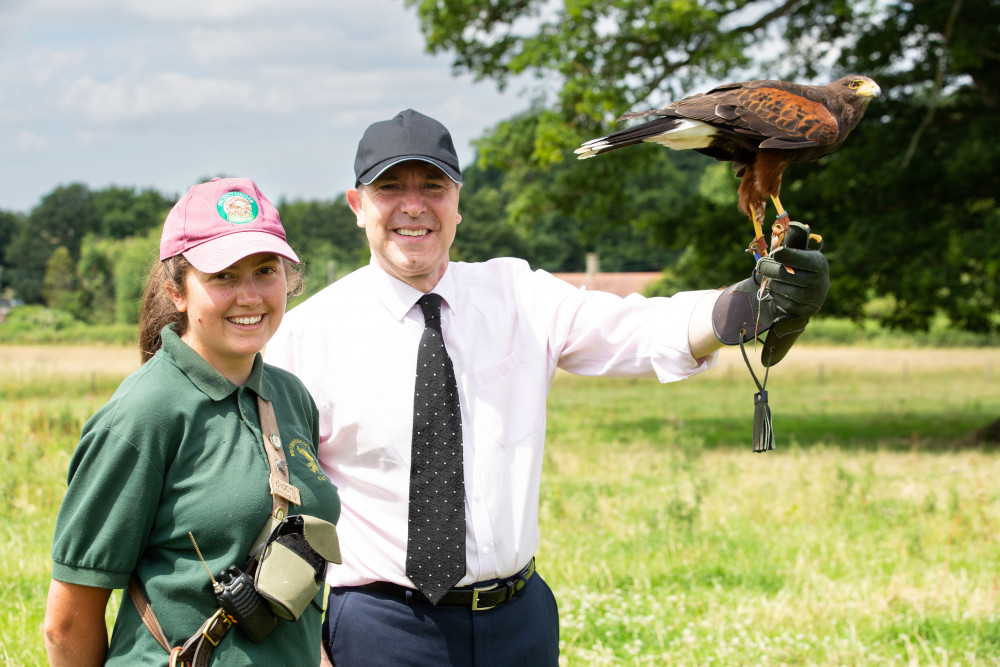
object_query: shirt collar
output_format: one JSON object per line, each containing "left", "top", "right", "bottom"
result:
{"left": 160, "top": 325, "right": 269, "bottom": 401}
{"left": 366, "top": 259, "right": 458, "bottom": 321}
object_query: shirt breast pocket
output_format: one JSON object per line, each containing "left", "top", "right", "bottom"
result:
{"left": 471, "top": 348, "right": 546, "bottom": 448}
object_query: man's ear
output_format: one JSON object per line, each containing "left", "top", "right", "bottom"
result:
{"left": 346, "top": 188, "right": 365, "bottom": 228}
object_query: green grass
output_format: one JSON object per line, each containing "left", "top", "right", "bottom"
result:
{"left": 0, "top": 306, "right": 137, "bottom": 346}
{"left": 540, "top": 348, "right": 1000, "bottom": 665}
{"left": 2, "top": 345, "right": 999, "bottom": 665}
{"left": 0, "top": 354, "right": 124, "bottom": 667}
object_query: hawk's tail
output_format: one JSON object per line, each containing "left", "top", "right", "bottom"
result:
{"left": 574, "top": 114, "right": 686, "bottom": 159}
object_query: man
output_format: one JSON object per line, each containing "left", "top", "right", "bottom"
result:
{"left": 264, "top": 109, "right": 829, "bottom": 665}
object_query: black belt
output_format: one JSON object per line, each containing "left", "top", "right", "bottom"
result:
{"left": 360, "top": 559, "right": 535, "bottom": 611}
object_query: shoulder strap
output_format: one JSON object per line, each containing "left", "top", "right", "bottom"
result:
{"left": 256, "top": 396, "right": 301, "bottom": 519}
{"left": 127, "top": 574, "right": 230, "bottom": 667}
{"left": 128, "top": 574, "right": 171, "bottom": 653}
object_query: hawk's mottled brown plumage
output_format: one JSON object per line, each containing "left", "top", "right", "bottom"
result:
{"left": 576, "top": 75, "right": 881, "bottom": 252}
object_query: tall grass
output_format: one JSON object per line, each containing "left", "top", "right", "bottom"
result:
{"left": 1, "top": 344, "right": 998, "bottom": 665}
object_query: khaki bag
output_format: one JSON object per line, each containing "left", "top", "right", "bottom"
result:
{"left": 252, "top": 514, "right": 342, "bottom": 620}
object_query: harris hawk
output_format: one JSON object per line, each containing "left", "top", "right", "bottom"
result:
{"left": 575, "top": 75, "right": 881, "bottom": 257}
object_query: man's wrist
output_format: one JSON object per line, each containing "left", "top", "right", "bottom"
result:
{"left": 688, "top": 290, "right": 723, "bottom": 359}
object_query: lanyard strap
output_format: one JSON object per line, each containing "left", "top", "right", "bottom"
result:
{"left": 256, "top": 396, "right": 301, "bottom": 519}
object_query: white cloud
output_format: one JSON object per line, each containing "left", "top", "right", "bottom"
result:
{"left": 182, "top": 24, "right": 332, "bottom": 66}
{"left": 57, "top": 73, "right": 230, "bottom": 122}
{"left": 13, "top": 130, "right": 48, "bottom": 151}
{"left": 0, "top": 0, "right": 531, "bottom": 213}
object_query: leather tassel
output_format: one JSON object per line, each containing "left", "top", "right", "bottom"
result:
{"left": 753, "top": 390, "right": 775, "bottom": 452}
{"left": 740, "top": 333, "right": 775, "bottom": 453}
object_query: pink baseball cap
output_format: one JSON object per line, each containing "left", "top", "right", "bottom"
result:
{"left": 159, "top": 177, "right": 300, "bottom": 273}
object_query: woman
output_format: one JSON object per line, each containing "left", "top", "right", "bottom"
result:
{"left": 43, "top": 177, "right": 340, "bottom": 666}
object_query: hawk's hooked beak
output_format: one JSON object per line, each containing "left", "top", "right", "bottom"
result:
{"left": 856, "top": 79, "right": 882, "bottom": 98}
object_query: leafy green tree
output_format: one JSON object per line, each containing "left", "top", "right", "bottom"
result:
{"left": 277, "top": 198, "right": 370, "bottom": 297}
{"left": 43, "top": 246, "right": 78, "bottom": 315}
{"left": 94, "top": 186, "right": 173, "bottom": 239}
{"left": 462, "top": 110, "right": 579, "bottom": 268}
{"left": 29, "top": 183, "right": 99, "bottom": 260}
{"left": 4, "top": 214, "right": 51, "bottom": 304}
{"left": 0, "top": 209, "right": 23, "bottom": 293}
{"left": 406, "top": 0, "right": 1000, "bottom": 334}
{"left": 462, "top": 107, "right": 692, "bottom": 271}
{"left": 5, "top": 184, "right": 99, "bottom": 303}
{"left": 111, "top": 229, "right": 160, "bottom": 325}
{"left": 806, "top": 0, "right": 1000, "bottom": 333}
{"left": 406, "top": 0, "right": 861, "bottom": 147}
{"left": 450, "top": 159, "right": 530, "bottom": 264}
{"left": 76, "top": 235, "right": 118, "bottom": 325}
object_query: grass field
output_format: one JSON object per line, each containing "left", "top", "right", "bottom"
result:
{"left": 2, "top": 344, "right": 999, "bottom": 666}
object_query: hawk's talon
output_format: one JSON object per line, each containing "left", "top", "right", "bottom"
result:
{"left": 769, "top": 215, "right": 791, "bottom": 253}
{"left": 748, "top": 234, "right": 768, "bottom": 259}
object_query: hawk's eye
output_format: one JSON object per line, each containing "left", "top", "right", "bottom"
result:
{"left": 849, "top": 81, "right": 860, "bottom": 89}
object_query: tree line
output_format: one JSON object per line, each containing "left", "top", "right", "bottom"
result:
{"left": 2, "top": 0, "right": 998, "bottom": 335}
{"left": 0, "top": 170, "right": 678, "bottom": 328}
{"left": 0, "top": 184, "right": 362, "bottom": 326}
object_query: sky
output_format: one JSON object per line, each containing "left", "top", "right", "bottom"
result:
{"left": 0, "top": 0, "right": 535, "bottom": 214}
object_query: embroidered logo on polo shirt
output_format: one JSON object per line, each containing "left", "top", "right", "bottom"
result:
{"left": 288, "top": 439, "right": 327, "bottom": 481}
{"left": 216, "top": 192, "right": 259, "bottom": 223}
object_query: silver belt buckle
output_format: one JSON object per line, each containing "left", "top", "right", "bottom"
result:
{"left": 471, "top": 582, "right": 498, "bottom": 611}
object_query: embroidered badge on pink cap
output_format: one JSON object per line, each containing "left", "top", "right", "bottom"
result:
{"left": 217, "top": 191, "right": 259, "bottom": 223}
{"left": 160, "top": 177, "right": 299, "bottom": 273}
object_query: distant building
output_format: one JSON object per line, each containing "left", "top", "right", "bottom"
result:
{"left": 551, "top": 253, "right": 661, "bottom": 298}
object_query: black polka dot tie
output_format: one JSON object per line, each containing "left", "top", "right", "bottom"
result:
{"left": 405, "top": 293, "right": 466, "bottom": 604}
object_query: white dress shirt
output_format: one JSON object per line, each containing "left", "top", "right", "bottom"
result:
{"left": 264, "top": 258, "right": 718, "bottom": 588}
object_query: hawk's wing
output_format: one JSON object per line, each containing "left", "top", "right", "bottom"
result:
{"left": 669, "top": 80, "right": 842, "bottom": 149}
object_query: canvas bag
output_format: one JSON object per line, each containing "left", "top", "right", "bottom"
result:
{"left": 251, "top": 514, "right": 342, "bottom": 620}
{"left": 253, "top": 397, "right": 342, "bottom": 621}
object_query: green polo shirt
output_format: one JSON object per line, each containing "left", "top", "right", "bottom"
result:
{"left": 51, "top": 326, "right": 340, "bottom": 666}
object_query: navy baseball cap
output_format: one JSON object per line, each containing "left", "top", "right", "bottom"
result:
{"left": 353, "top": 109, "right": 462, "bottom": 186}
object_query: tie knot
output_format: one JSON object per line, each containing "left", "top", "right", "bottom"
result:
{"left": 417, "top": 293, "right": 443, "bottom": 329}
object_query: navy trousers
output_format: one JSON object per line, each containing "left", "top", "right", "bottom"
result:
{"left": 323, "top": 571, "right": 559, "bottom": 666}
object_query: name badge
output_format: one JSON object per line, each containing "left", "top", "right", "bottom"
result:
{"left": 270, "top": 474, "right": 302, "bottom": 506}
